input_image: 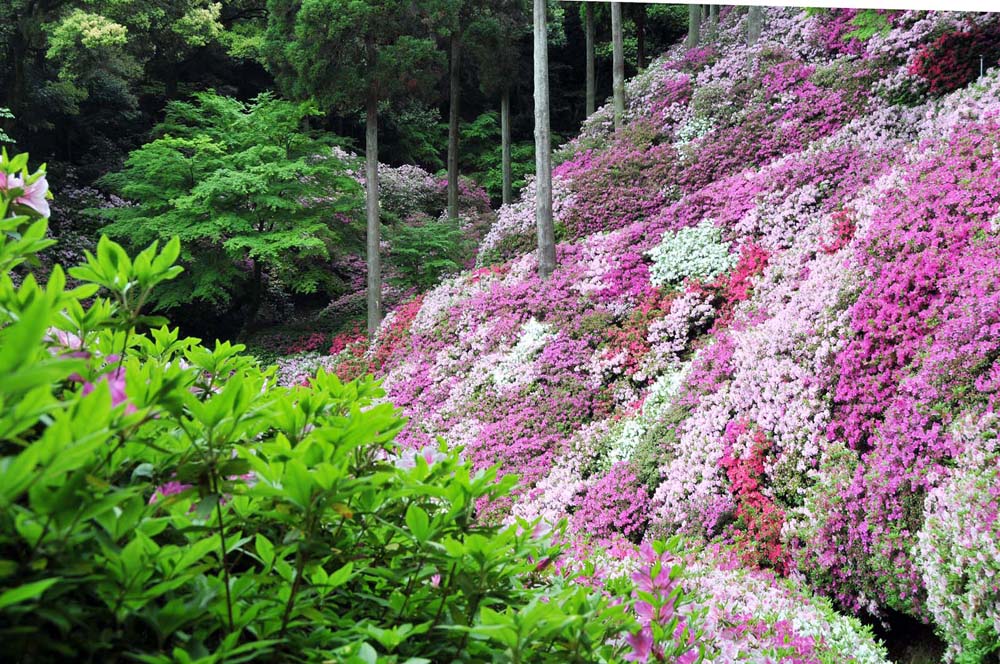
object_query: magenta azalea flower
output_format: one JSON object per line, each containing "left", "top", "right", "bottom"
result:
{"left": 623, "top": 627, "right": 654, "bottom": 662}
{"left": 148, "top": 481, "right": 191, "bottom": 505}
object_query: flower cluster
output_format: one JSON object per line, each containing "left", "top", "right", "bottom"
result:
{"left": 647, "top": 220, "right": 736, "bottom": 288}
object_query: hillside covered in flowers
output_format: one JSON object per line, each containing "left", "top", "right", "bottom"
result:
{"left": 299, "top": 7, "right": 1000, "bottom": 662}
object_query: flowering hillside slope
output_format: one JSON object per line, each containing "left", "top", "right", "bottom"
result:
{"left": 316, "top": 8, "right": 1000, "bottom": 662}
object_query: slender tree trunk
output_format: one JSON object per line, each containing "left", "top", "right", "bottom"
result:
{"left": 687, "top": 5, "right": 701, "bottom": 48}
{"left": 501, "top": 85, "right": 512, "bottom": 206}
{"left": 447, "top": 30, "right": 461, "bottom": 221}
{"left": 585, "top": 2, "right": 595, "bottom": 117}
{"left": 533, "top": 0, "right": 555, "bottom": 279}
{"left": 747, "top": 6, "right": 763, "bottom": 46}
{"left": 365, "top": 39, "right": 382, "bottom": 339}
{"left": 636, "top": 4, "right": 647, "bottom": 70}
{"left": 611, "top": 2, "right": 625, "bottom": 130}
{"left": 709, "top": 5, "right": 719, "bottom": 40}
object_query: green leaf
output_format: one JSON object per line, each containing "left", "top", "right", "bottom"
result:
{"left": 131, "top": 463, "right": 155, "bottom": 480}
{"left": 193, "top": 494, "right": 220, "bottom": 521}
{"left": 0, "top": 577, "right": 61, "bottom": 610}
{"left": 405, "top": 504, "right": 431, "bottom": 543}
{"left": 255, "top": 534, "right": 275, "bottom": 569}
{"left": 326, "top": 561, "right": 353, "bottom": 589}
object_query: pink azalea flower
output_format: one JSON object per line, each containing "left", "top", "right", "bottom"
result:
{"left": 623, "top": 627, "right": 654, "bottom": 662}
{"left": 148, "top": 481, "right": 191, "bottom": 505}
{"left": 82, "top": 368, "right": 136, "bottom": 415}
{"left": 1, "top": 171, "right": 50, "bottom": 218}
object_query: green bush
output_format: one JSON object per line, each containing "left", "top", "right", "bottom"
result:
{"left": 389, "top": 218, "right": 468, "bottom": 291}
{"left": 0, "top": 152, "right": 646, "bottom": 663}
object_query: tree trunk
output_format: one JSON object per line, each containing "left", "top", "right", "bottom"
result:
{"left": 501, "top": 85, "right": 513, "bottom": 206}
{"left": 636, "top": 4, "right": 647, "bottom": 70}
{"left": 611, "top": 2, "right": 625, "bottom": 130}
{"left": 709, "top": 5, "right": 719, "bottom": 40}
{"left": 447, "top": 30, "right": 461, "bottom": 221}
{"left": 533, "top": 0, "right": 555, "bottom": 279}
{"left": 365, "top": 39, "right": 382, "bottom": 339}
{"left": 585, "top": 2, "right": 595, "bottom": 117}
{"left": 687, "top": 5, "right": 701, "bottom": 49}
{"left": 747, "top": 6, "right": 763, "bottom": 46}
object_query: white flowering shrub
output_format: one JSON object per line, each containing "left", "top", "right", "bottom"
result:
{"left": 675, "top": 116, "right": 715, "bottom": 147}
{"left": 603, "top": 364, "right": 691, "bottom": 468}
{"left": 491, "top": 318, "right": 554, "bottom": 387}
{"left": 916, "top": 413, "right": 1000, "bottom": 662}
{"left": 647, "top": 220, "right": 737, "bottom": 287}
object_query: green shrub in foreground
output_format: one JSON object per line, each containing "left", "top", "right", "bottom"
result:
{"left": 0, "top": 152, "right": 634, "bottom": 663}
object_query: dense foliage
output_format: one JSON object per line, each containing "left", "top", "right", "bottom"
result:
{"left": 97, "top": 92, "right": 363, "bottom": 328}
{"left": 10, "top": 4, "right": 1000, "bottom": 663}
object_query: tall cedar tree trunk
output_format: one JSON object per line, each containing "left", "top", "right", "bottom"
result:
{"left": 688, "top": 5, "right": 701, "bottom": 48}
{"left": 709, "top": 5, "right": 719, "bottom": 40}
{"left": 611, "top": 2, "right": 625, "bottom": 130}
{"left": 636, "top": 5, "right": 647, "bottom": 70}
{"left": 585, "top": 2, "right": 595, "bottom": 117}
{"left": 501, "top": 85, "right": 513, "bottom": 205}
{"left": 365, "top": 37, "right": 382, "bottom": 338}
{"left": 533, "top": 0, "right": 555, "bottom": 278}
{"left": 747, "top": 6, "right": 763, "bottom": 46}
{"left": 447, "top": 31, "right": 461, "bottom": 221}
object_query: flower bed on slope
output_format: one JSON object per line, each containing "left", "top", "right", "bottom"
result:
{"left": 313, "top": 8, "right": 1000, "bottom": 661}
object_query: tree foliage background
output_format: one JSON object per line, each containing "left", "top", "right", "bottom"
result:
{"left": 1, "top": 1, "right": 686, "bottom": 339}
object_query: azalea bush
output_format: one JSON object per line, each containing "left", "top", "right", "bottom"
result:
{"left": 909, "top": 23, "right": 1000, "bottom": 96}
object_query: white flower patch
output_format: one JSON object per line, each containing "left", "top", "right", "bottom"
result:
{"left": 647, "top": 220, "right": 737, "bottom": 287}
{"left": 605, "top": 363, "right": 691, "bottom": 466}
{"left": 491, "top": 318, "right": 555, "bottom": 388}
{"left": 674, "top": 116, "right": 715, "bottom": 148}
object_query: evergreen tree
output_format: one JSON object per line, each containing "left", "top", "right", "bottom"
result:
{"left": 584, "top": 2, "right": 596, "bottom": 117}
{"left": 687, "top": 4, "right": 701, "bottom": 48}
{"left": 468, "top": 0, "right": 530, "bottom": 206}
{"left": 747, "top": 6, "right": 764, "bottom": 46}
{"left": 264, "top": 0, "right": 442, "bottom": 338}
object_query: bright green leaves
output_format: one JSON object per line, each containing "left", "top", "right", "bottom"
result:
{"left": 0, "top": 577, "right": 61, "bottom": 611}
{"left": 390, "top": 218, "right": 469, "bottom": 290}
{"left": 360, "top": 621, "right": 431, "bottom": 653}
{"left": 96, "top": 91, "right": 364, "bottom": 324}
{"left": 69, "top": 235, "right": 183, "bottom": 326}
{"left": 445, "top": 571, "right": 630, "bottom": 662}
{"left": 405, "top": 504, "right": 432, "bottom": 542}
